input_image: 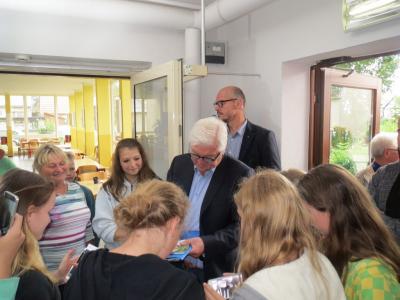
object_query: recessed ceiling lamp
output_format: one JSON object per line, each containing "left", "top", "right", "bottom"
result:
{"left": 343, "top": 0, "right": 400, "bottom": 31}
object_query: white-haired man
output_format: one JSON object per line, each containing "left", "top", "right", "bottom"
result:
{"left": 369, "top": 119, "right": 400, "bottom": 240}
{"left": 356, "top": 132, "right": 399, "bottom": 187}
{"left": 167, "top": 117, "right": 253, "bottom": 281}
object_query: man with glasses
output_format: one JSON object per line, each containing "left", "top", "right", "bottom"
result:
{"left": 356, "top": 132, "right": 399, "bottom": 187}
{"left": 214, "top": 86, "right": 281, "bottom": 170}
{"left": 369, "top": 118, "right": 400, "bottom": 240}
{"left": 167, "top": 117, "right": 253, "bottom": 281}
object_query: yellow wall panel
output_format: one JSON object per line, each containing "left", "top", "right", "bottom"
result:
{"left": 120, "top": 79, "right": 132, "bottom": 138}
{"left": 96, "top": 79, "right": 112, "bottom": 167}
{"left": 69, "top": 95, "right": 77, "bottom": 149}
{"left": 75, "top": 91, "right": 86, "bottom": 154}
{"left": 83, "top": 85, "right": 95, "bottom": 159}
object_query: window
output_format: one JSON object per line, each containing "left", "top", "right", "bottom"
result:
{"left": 57, "top": 96, "right": 70, "bottom": 138}
{"left": 310, "top": 52, "right": 400, "bottom": 173}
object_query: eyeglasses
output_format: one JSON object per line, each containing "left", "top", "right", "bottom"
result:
{"left": 190, "top": 152, "right": 220, "bottom": 164}
{"left": 213, "top": 98, "right": 237, "bottom": 108}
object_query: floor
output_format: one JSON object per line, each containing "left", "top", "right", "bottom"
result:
{"left": 11, "top": 156, "right": 34, "bottom": 171}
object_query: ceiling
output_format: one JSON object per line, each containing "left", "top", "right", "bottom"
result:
{"left": 0, "top": 0, "right": 214, "bottom": 96}
{"left": 0, "top": 74, "right": 96, "bottom": 96}
{"left": 0, "top": 53, "right": 151, "bottom": 96}
{"left": 127, "top": 0, "right": 215, "bottom": 10}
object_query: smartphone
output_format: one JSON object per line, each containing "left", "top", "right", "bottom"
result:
{"left": 0, "top": 191, "right": 19, "bottom": 236}
{"left": 65, "top": 243, "right": 98, "bottom": 281}
{"left": 208, "top": 273, "right": 243, "bottom": 299}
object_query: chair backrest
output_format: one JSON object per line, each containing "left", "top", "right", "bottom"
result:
{"left": 76, "top": 165, "right": 98, "bottom": 175}
{"left": 29, "top": 140, "right": 39, "bottom": 148}
{"left": 78, "top": 171, "right": 107, "bottom": 182}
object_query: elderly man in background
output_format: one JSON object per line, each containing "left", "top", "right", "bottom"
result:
{"left": 356, "top": 132, "right": 399, "bottom": 187}
{"left": 167, "top": 117, "right": 253, "bottom": 281}
{"left": 214, "top": 86, "right": 281, "bottom": 170}
{"left": 369, "top": 118, "right": 400, "bottom": 240}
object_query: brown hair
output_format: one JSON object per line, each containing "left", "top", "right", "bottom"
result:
{"left": 0, "top": 168, "right": 55, "bottom": 281}
{"left": 235, "top": 170, "right": 322, "bottom": 281}
{"left": 114, "top": 180, "right": 188, "bottom": 232}
{"left": 104, "top": 138, "right": 157, "bottom": 201}
{"left": 297, "top": 164, "right": 400, "bottom": 281}
{"left": 280, "top": 168, "right": 306, "bottom": 185}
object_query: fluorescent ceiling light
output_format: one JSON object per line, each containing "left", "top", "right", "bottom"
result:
{"left": 343, "top": 0, "right": 400, "bottom": 31}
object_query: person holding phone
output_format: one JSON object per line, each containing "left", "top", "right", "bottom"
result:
{"left": 0, "top": 213, "right": 25, "bottom": 300}
{"left": 93, "top": 138, "right": 158, "bottom": 249}
{"left": 204, "top": 170, "right": 345, "bottom": 300}
{"left": 64, "top": 180, "right": 204, "bottom": 300}
{"left": 0, "top": 168, "right": 76, "bottom": 300}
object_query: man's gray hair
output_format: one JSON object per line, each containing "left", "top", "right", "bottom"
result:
{"left": 370, "top": 132, "right": 397, "bottom": 158}
{"left": 189, "top": 117, "right": 227, "bottom": 153}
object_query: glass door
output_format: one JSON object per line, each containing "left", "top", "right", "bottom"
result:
{"left": 131, "top": 60, "right": 183, "bottom": 179}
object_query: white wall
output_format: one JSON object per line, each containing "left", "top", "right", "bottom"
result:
{"left": 0, "top": 9, "right": 184, "bottom": 65}
{"left": 201, "top": 0, "right": 400, "bottom": 170}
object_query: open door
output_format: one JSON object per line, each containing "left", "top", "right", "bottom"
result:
{"left": 131, "top": 60, "right": 183, "bottom": 179}
{"left": 310, "top": 67, "right": 381, "bottom": 173}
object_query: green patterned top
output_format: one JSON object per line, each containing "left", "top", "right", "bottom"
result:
{"left": 344, "top": 258, "right": 400, "bottom": 300}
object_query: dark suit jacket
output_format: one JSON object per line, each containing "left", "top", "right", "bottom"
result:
{"left": 167, "top": 154, "right": 253, "bottom": 280}
{"left": 238, "top": 121, "right": 281, "bottom": 170}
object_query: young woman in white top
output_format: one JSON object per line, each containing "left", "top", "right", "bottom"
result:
{"left": 204, "top": 170, "right": 345, "bottom": 300}
{"left": 93, "top": 138, "right": 158, "bottom": 249}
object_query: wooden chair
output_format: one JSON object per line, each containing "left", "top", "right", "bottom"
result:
{"left": 76, "top": 165, "right": 98, "bottom": 175}
{"left": 18, "top": 138, "right": 29, "bottom": 158}
{"left": 78, "top": 171, "right": 107, "bottom": 182}
{"left": 27, "top": 139, "right": 39, "bottom": 158}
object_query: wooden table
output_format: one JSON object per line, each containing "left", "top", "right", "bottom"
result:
{"left": 75, "top": 157, "right": 106, "bottom": 172}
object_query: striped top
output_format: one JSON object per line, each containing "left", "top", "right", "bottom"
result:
{"left": 39, "top": 182, "right": 94, "bottom": 272}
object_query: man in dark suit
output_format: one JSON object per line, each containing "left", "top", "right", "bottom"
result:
{"left": 214, "top": 86, "right": 281, "bottom": 170}
{"left": 167, "top": 117, "right": 253, "bottom": 281}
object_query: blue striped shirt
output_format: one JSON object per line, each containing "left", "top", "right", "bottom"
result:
{"left": 183, "top": 167, "right": 215, "bottom": 269}
{"left": 226, "top": 120, "right": 247, "bottom": 159}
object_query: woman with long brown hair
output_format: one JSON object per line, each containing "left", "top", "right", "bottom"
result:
{"left": 204, "top": 170, "right": 344, "bottom": 300}
{"left": 93, "top": 138, "right": 158, "bottom": 249}
{"left": 297, "top": 164, "right": 400, "bottom": 299}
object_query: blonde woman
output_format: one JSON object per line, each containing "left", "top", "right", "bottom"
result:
{"left": 297, "top": 164, "right": 400, "bottom": 299}
{"left": 64, "top": 180, "right": 204, "bottom": 300}
{"left": 204, "top": 170, "right": 345, "bottom": 300}
{"left": 0, "top": 169, "right": 74, "bottom": 300}
{"left": 33, "top": 144, "right": 94, "bottom": 273}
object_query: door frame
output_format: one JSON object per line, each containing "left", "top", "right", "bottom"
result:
{"left": 131, "top": 60, "right": 183, "bottom": 174}
{"left": 309, "top": 66, "right": 381, "bottom": 168}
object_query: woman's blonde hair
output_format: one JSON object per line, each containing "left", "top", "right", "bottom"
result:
{"left": 114, "top": 179, "right": 188, "bottom": 232}
{"left": 0, "top": 169, "right": 56, "bottom": 282}
{"left": 235, "top": 170, "right": 321, "bottom": 280}
{"left": 32, "top": 144, "right": 67, "bottom": 173}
